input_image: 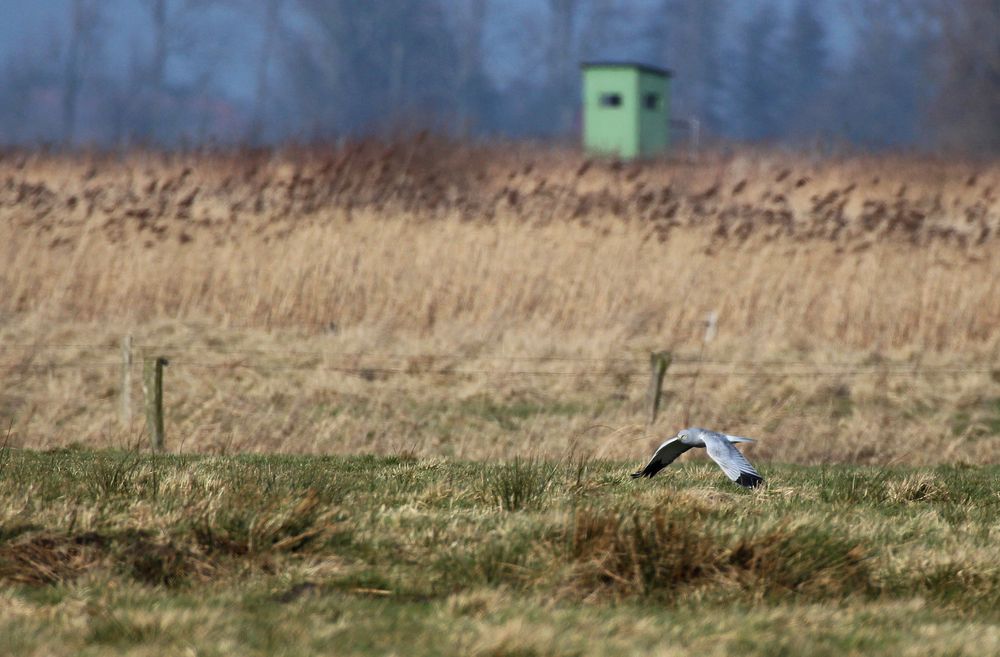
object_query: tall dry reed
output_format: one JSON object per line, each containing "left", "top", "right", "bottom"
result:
{"left": 1, "top": 141, "right": 998, "bottom": 462}
{"left": 2, "top": 141, "right": 998, "bottom": 353}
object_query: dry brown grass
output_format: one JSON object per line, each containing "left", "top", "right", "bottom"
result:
{"left": 2, "top": 140, "right": 998, "bottom": 347}
{"left": 563, "top": 505, "right": 871, "bottom": 602}
{"left": 1, "top": 140, "right": 999, "bottom": 463}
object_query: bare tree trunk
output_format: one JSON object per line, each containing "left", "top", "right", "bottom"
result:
{"left": 547, "top": 0, "right": 576, "bottom": 82}
{"left": 547, "top": 0, "right": 578, "bottom": 134}
{"left": 658, "top": 0, "right": 725, "bottom": 130}
{"left": 250, "top": 0, "right": 281, "bottom": 143}
{"left": 928, "top": 0, "right": 1000, "bottom": 152}
{"left": 146, "top": 0, "right": 168, "bottom": 141}
{"left": 150, "top": 0, "right": 168, "bottom": 91}
{"left": 63, "top": 0, "right": 100, "bottom": 144}
{"left": 456, "top": 0, "right": 488, "bottom": 132}
{"left": 63, "top": 2, "right": 83, "bottom": 144}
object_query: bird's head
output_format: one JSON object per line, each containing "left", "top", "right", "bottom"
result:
{"left": 675, "top": 428, "right": 707, "bottom": 445}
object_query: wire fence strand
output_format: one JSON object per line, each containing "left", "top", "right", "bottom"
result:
{"left": 7, "top": 341, "right": 995, "bottom": 369}
{"left": 3, "top": 352, "right": 998, "bottom": 380}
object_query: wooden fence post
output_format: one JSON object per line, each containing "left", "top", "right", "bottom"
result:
{"left": 120, "top": 335, "right": 133, "bottom": 425}
{"left": 142, "top": 356, "right": 168, "bottom": 451}
{"left": 647, "top": 351, "right": 672, "bottom": 426}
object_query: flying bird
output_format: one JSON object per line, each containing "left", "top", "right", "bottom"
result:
{"left": 632, "top": 428, "right": 763, "bottom": 488}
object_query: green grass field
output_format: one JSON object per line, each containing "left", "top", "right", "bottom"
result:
{"left": 2, "top": 449, "right": 998, "bottom": 656}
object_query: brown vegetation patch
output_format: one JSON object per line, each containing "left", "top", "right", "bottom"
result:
{"left": 0, "top": 529, "right": 209, "bottom": 587}
{"left": 0, "top": 532, "right": 106, "bottom": 586}
{"left": 563, "top": 507, "right": 871, "bottom": 601}
{"left": 725, "top": 526, "right": 870, "bottom": 596}
{"left": 0, "top": 491, "right": 338, "bottom": 587}
{"left": 566, "top": 507, "right": 714, "bottom": 598}
{"left": 192, "top": 489, "right": 344, "bottom": 556}
{"left": 2, "top": 140, "right": 997, "bottom": 253}
{"left": 120, "top": 534, "right": 200, "bottom": 587}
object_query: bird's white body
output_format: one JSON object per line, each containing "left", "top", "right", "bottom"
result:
{"left": 632, "top": 427, "right": 763, "bottom": 488}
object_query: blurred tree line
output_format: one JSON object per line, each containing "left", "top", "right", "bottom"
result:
{"left": 0, "top": 0, "right": 996, "bottom": 153}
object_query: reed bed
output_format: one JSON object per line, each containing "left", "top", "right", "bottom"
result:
{"left": 1, "top": 140, "right": 998, "bottom": 462}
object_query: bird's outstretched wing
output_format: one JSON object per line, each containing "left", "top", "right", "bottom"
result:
{"left": 631, "top": 438, "right": 693, "bottom": 478}
{"left": 703, "top": 433, "right": 763, "bottom": 488}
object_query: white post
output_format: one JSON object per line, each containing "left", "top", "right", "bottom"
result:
{"left": 120, "top": 334, "right": 133, "bottom": 424}
{"left": 704, "top": 311, "right": 718, "bottom": 344}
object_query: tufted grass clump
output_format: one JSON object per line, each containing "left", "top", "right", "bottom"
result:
{"left": 480, "top": 456, "right": 560, "bottom": 512}
{"left": 564, "top": 506, "right": 715, "bottom": 599}
{"left": 561, "top": 506, "right": 870, "bottom": 601}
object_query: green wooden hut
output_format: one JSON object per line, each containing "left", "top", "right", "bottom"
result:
{"left": 581, "top": 61, "right": 673, "bottom": 159}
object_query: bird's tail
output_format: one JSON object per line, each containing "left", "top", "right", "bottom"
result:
{"left": 725, "top": 434, "right": 756, "bottom": 444}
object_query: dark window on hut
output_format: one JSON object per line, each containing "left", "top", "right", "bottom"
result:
{"left": 599, "top": 93, "right": 623, "bottom": 107}
{"left": 643, "top": 93, "right": 660, "bottom": 110}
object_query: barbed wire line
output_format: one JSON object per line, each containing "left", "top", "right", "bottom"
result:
{"left": 4, "top": 358, "right": 998, "bottom": 379}
{"left": 3, "top": 341, "right": 998, "bottom": 372}
{"left": 4, "top": 361, "right": 123, "bottom": 371}
{"left": 0, "top": 343, "right": 121, "bottom": 351}
{"left": 164, "top": 361, "right": 1000, "bottom": 378}
{"left": 0, "top": 342, "right": 677, "bottom": 364}
{"left": 158, "top": 350, "right": 997, "bottom": 370}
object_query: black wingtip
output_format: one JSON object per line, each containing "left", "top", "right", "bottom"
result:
{"left": 630, "top": 471, "right": 644, "bottom": 479}
{"left": 736, "top": 472, "right": 764, "bottom": 489}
